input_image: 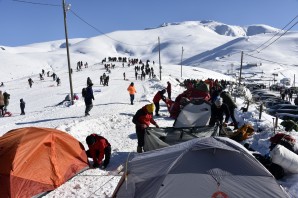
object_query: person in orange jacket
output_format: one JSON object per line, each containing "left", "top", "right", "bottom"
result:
{"left": 127, "top": 82, "right": 137, "bottom": 105}
{"left": 86, "top": 134, "right": 111, "bottom": 169}
{"left": 132, "top": 103, "right": 159, "bottom": 153}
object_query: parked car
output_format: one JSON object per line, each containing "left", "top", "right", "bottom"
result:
{"left": 267, "top": 107, "right": 298, "bottom": 116}
{"left": 264, "top": 100, "right": 291, "bottom": 109}
{"left": 276, "top": 113, "right": 298, "bottom": 122}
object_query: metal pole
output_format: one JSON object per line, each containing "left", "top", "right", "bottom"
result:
{"left": 62, "top": 0, "right": 74, "bottom": 104}
{"left": 180, "top": 46, "right": 184, "bottom": 78}
{"left": 238, "top": 51, "right": 243, "bottom": 87}
{"left": 158, "top": 37, "right": 161, "bottom": 80}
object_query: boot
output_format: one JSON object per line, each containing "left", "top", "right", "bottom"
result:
{"left": 137, "top": 146, "right": 143, "bottom": 153}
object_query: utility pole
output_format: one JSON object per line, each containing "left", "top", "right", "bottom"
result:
{"left": 238, "top": 51, "right": 243, "bottom": 87}
{"left": 158, "top": 37, "right": 161, "bottom": 80}
{"left": 62, "top": 0, "right": 74, "bottom": 105}
{"left": 180, "top": 46, "right": 184, "bottom": 78}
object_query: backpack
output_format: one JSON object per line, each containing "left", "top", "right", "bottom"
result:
{"left": 82, "top": 88, "right": 87, "bottom": 98}
{"left": 229, "top": 124, "right": 254, "bottom": 142}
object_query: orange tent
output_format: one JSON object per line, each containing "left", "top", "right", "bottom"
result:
{"left": 0, "top": 127, "right": 89, "bottom": 198}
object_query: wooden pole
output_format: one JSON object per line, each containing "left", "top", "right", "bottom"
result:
{"left": 62, "top": 0, "right": 74, "bottom": 105}
{"left": 158, "top": 37, "right": 161, "bottom": 80}
{"left": 238, "top": 51, "right": 243, "bottom": 87}
{"left": 180, "top": 46, "right": 184, "bottom": 78}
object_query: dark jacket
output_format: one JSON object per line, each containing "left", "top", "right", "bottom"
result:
{"left": 166, "top": 82, "right": 171, "bottom": 93}
{"left": 84, "top": 85, "right": 94, "bottom": 105}
{"left": 220, "top": 91, "right": 237, "bottom": 109}
{"left": 210, "top": 103, "right": 230, "bottom": 123}
{"left": 20, "top": 99, "right": 25, "bottom": 109}
{"left": 3, "top": 92, "right": 10, "bottom": 106}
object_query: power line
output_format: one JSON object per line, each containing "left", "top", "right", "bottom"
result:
{"left": 10, "top": 0, "right": 60, "bottom": 7}
{"left": 250, "top": 15, "right": 298, "bottom": 54}
{"left": 256, "top": 20, "right": 298, "bottom": 53}
{"left": 244, "top": 53, "right": 297, "bottom": 67}
{"left": 69, "top": 10, "right": 155, "bottom": 47}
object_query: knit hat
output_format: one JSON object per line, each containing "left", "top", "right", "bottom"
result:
{"left": 86, "top": 135, "right": 96, "bottom": 145}
{"left": 215, "top": 97, "right": 223, "bottom": 107}
{"left": 146, "top": 103, "right": 155, "bottom": 113}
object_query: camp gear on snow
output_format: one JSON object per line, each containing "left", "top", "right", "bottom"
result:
{"left": 113, "top": 137, "right": 289, "bottom": 198}
{"left": 270, "top": 144, "right": 298, "bottom": 174}
{"left": 229, "top": 124, "right": 254, "bottom": 142}
{"left": 144, "top": 99, "right": 213, "bottom": 151}
{"left": 174, "top": 99, "right": 211, "bottom": 128}
{"left": 270, "top": 133, "right": 296, "bottom": 152}
{"left": 253, "top": 153, "right": 285, "bottom": 180}
{"left": 280, "top": 120, "right": 298, "bottom": 132}
{"left": 0, "top": 127, "right": 88, "bottom": 198}
{"left": 144, "top": 126, "right": 219, "bottom": 151}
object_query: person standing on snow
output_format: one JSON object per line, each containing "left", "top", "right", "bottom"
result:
{"left": 132, "top": 103, "right": 159, "bottom": 153}
{"left": 0, "top": 91, "right": 4, "bottom": 116}
{"left": 127, "top": 82, "right": 137, "bottom": 105}
{"left": 85, "top": 134, "right": 111, "bottom": 169}
{"left": 28, "top": 78, "right": 34, "bottom": 88}
{"left": 3, "top": 91, "right": 10, "bottom": 112}
{"left": 166, "top": 81, "right": 172, "bottom": 100}
{"left": 20, "top": 98, "right": 25, "bottom": 115}
{"left": 84, "top": 83, "right": 94, "bottom": 116}
{"left": 153, "top": 89, "right": 166, "bottom": 116}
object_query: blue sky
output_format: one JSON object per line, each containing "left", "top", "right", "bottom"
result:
{"left": 1, "top": 0, "right": 298, "bottom": 46}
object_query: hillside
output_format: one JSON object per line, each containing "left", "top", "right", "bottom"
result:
{"left": 1, "top": 20, "right": 297, "bottom": 86}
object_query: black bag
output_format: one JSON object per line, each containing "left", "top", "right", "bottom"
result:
{"left": 253, "top": 153, "right": 284, "bottom": 180}
{"left": 82, "top": 88, "right": 87, "bottom": 98}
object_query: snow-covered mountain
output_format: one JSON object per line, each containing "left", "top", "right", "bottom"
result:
{"left": 1, "top": 20, "right": 297, "bottom": 84}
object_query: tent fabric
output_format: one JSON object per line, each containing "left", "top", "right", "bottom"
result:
{"left": 0, "top": 127, "right": 89, "bottom": 198}
{"left": 173, "top": 99, "right": 211, "bottom": 128}
{"left": 113, "top": 137, "right": 289, "bottom": 198}
{"left": 144, "top": 126, "right": 218, "bottom": 151}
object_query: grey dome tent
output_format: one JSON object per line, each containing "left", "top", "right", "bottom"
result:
{"left": 173, "top": 99, "right": 211, "bottom": 128}
{"left": 143, "top": 99, "right": 218, "bottom": 151}
{"left": 113, "top": 137, "right": 289, "bottom": 198}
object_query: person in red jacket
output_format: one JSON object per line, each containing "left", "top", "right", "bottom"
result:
{"left": 86, "top": 134, "right": 111, "bottom": 169}
{"left": 132, "top": 103, "right": 159, "bottom": 153}
{"left": 153, "top": 89, "right": 166, "bottom": 116}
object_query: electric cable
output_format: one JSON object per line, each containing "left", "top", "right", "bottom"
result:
{"left": 251, "top": 15, "right": 298, "bottom": 54}
{"left": 70, "top": 10, "right": 156, "bottom": 47}
{"left": 10, "top": 0, "right": 60, "bottom": 7}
